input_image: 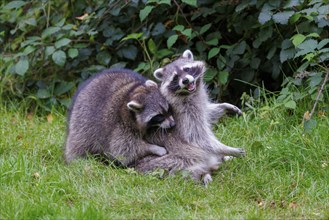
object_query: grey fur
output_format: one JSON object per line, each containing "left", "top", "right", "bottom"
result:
{"left": 153, "top": 49, "right": 246, "bottom": 156}
{"left": 136, "top": 50, "right": 246, "bottom": 183}
{"left": 64, "top": 69, "right": 175, "bottom": 166}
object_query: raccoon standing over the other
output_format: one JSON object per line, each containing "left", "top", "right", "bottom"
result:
{"left": 153, "top": 50, "right": 246, "bottom": 166}
{"left": 64, "top": 69, "right": 176, "bottom": 166}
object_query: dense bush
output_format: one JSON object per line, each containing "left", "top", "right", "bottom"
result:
{"left": 0, "top": 0, "right": 328, "bottom": 111}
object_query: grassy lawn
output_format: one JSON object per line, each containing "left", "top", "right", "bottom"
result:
{"left": 0, "top": 101, "right": 328, "bottom": 219}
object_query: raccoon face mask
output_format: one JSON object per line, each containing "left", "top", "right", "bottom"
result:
{"left": 127, "top": 80, "right": 176, "bottom": 132}
{"left": 153, "top": 50, "right": 206, "bottom": 95}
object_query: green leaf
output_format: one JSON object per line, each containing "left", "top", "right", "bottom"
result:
{"left": 289, "top": 13, "right": 301, "bottom": 23}
{"left": 42, "top": 27, "right": 60, "bottom": 38}
{"left": 36, "top": 89, "right": 51, "bottom": 99}
{"left": 232, "top": 41, "right": 246, "bottom": 55}
{"left": 251, "top": 57, "right": 261, "bottom": 69}
{"left": 258, "top": 4, "right": 273, "bottom": 24}
{"left": 309, "top": 74, "right": 322, "bottom": 88}
{"left": 295, "top": 39, "right": 318, "bottom": 58}
{"left": 15, "top": 56, "right": 29, "bottom": 76}
{"left": 139, "top": 6, "right": 154, "bottom": 22}
{"left": 206, "top": 38, "right": 219, "bottom": 46}
{"left": 208, "top": 48, "right": 220, "bottom": 59}
{"left": 204, "top": 69, "right": 217, "bottom": 82}
{"left": 317, "top": 39, "right": 329, "bottom": 50}
{"left": 96, "top": 51, "right": 111, "bottom": 65}
{"left": 68, "top": 48, "right": 79, "bottom": 59}
{"left": 148, "top": 39, "right": 157, "bottom": 55}
{"left": 147, "top": 0, "right": 171, "bottom": 5}
{"left": 173, "top": 25, "right": 185, "bottom": 32}
{"left": 306, "top": 33, "right": 320, "bottom": 38}
{"left": 200, "top": 24, "right": 212, "bottom": 35}
{"left": 182, "top": 29, "right": 192, "bottom": 38}
{"left": 280, "top": 48, "right": 295, "bottom": 62}
{"left": 218, "top": 71, "right": 229, "bottom": 85}
{"left": 156, "top": 49, "right": 173, "bottom": 59}
{"left": 54, "top": 82, "right": 75, "bottom": 96}
{"left": 121, "top": 33, "right": 143, "bottom": 41}
{"left": 45, "top": 46, "right": 55, "bottom": 57}
{"left": 152, "top": 23, "right": 166, "bottom": 36}
{"left": 23, "top": 46, "right": 36, "bottom": 55}
{"left": 304, "top": 119, "right": 317, "bottom": 132}
{"left": 55, "top": 38, "right": 71, "bottom": 49}
{"left": 284, "top": 100, "right": 296, "bottom": 109}
{"left": 167, "top": 35, "right": 178, "bottom": 49}
{"left": 273, "top": 11, "right": 295, "bottom": 25}
{"left": 119, "top": 45, "right": 138, "bottom": 60}
{"left": 181, "top": 0, "right": 197, "bottom": 7}
{"left": 52, "top": 50, "right": 67, "bottom": 67}
{"left": 291, "top": 34, "right": 306, "bottom": 47}
{"left": 4, "top": 1, "right": 26, "bottom": 9}
{"left": 280, "top": 40, "right": 295, "bottom": 62}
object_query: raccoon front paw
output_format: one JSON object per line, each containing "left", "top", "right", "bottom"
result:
{"left": 203, "top": 173, "right": 213, "bottom": 186}
{"left": 148, "top": 145, "right": 167, "bottom": 156}
{"left": 232, "top": 106, "right": 243, "bottom": 116}
{"left": 236, "top": 148, "right": 246, "bottom": 157}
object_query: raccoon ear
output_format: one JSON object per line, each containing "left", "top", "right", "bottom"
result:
{"left": 145, "top": 80, "right": 158, "bottom": 88}
{"left": 127, "top": 101, "right": 143, "bottom": 112}
{"left": 182, "top": 50, "right": 194, "bottom": 61}
{"left": 153, "top": 68, "right": 164, "bottom": 81}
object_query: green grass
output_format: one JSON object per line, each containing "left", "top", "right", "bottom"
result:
{"left": 0, "top": 101, "right": 328, "bottom": 219}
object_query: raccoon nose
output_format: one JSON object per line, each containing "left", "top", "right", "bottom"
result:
{"left": 182, "top": 78, "right": 190, "bottom": 85}
{"left": 170, "top": 120, "right": 176, "bottom": 128}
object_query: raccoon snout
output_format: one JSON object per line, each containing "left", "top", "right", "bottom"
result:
{"left": 182, "top": 78, "right": 190, "bottom": 85}
{"left": 182, "top": 75, "right": 194, "bottom": 85}
{"left": 169, "top": 119, "right": 176, "bottom": 128}
{"left": 161, "top": 116, "right": 176, "bottom": 129}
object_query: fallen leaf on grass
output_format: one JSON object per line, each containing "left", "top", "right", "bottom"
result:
{"left": 33, "top": 172, "right": 40, "bottom": 179}
{"left": 303, "top": 111, "right": 310, "bottom": 120}
{"left": 27, "top": 112, "right": 33, "bottom": 121}
{"left": 289, "top": 201, "right": 297, "bottom": 209}
{"left": 47, "top": 114, "right": 53, "bottom": 123}
{"left": 318, "top": 111, "right": 326, "bottom": 117}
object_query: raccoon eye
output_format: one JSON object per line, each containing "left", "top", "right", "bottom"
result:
{"left": 149, "top": 114, "right": 165, "bottom": 124}
{"left": 183, "top": 67, "right": 191, "bottom": 72}
{"left": 173, "top": 75, "right": 179, "bottom": 81}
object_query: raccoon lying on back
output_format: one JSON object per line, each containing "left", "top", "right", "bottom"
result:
{"left": 64, "top": 69, "right": 176, "bottom": 166}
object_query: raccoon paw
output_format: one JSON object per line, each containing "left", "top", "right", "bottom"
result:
{"left": 236, "top": 148, "right": 246, "bottom": 157}
{"left": 219, "top": 103, "right": 242, "bottom": 116}
{"left": 148, "top": 145, "right": 167, "bottom": 156}
{"left": 203, "top": 173, "right": 213, "bottom": 186}
{"left": 223, "top": 156, "right": 234, "bottom": 161}
{"left": 232, "top": 106, "right": 243, "bottom": 116}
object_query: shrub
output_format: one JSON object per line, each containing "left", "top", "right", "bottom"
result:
{"left": 0, "top": 0, "right": 328, "bottom": 112}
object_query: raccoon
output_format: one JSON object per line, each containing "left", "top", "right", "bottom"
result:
{"left": 64, "top": 68, "right": 176, "bottom": 166}
{"left": 134, "top": 51, "right": 245, "bottom": 184}
{"left": 152, "top": 50, "right": 246, "bottom": 160}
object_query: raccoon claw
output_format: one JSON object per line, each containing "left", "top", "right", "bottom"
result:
{"left": 232, "top": 106, "right": 243, "bottom": 116}
{"left": 203, "top": 173, "right": 213, "bottom": 186}
{"left": 236, "top": 148, "right": 246, "bottom": 157}
{"left": 148, "top": 145, "right": 167, "bottom": 156}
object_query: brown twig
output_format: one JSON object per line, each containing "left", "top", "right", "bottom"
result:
{"left": 309, "top": 66, "right": 329, "bottom": 119}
